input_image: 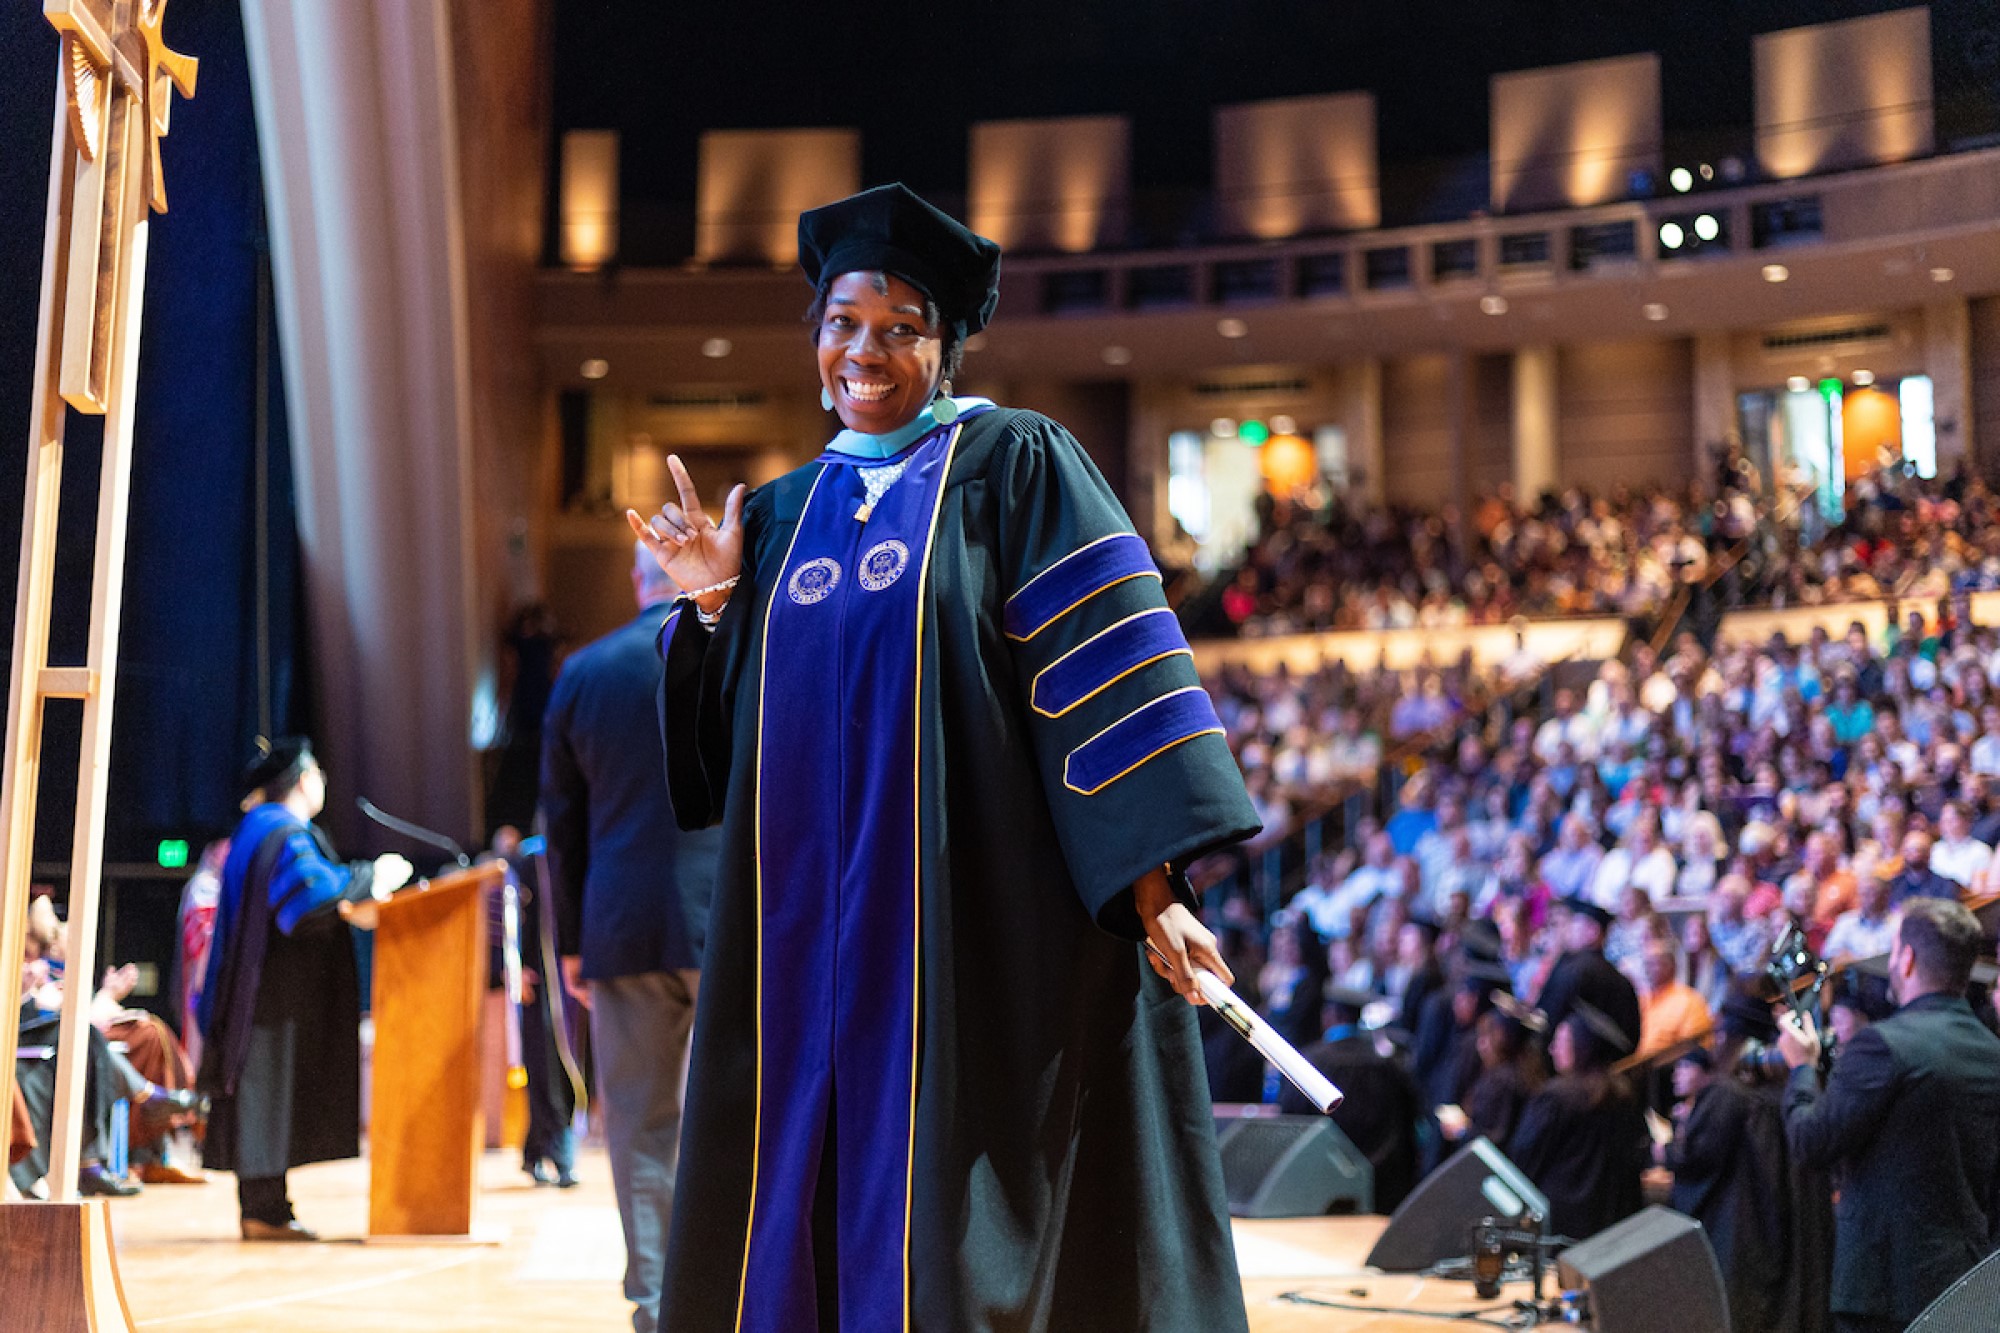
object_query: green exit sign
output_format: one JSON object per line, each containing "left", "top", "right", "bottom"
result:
{"left": 156, "top": 839, "right": 190, "bottom": 870}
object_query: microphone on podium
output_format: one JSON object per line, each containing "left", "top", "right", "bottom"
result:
{"left": 356, "top": 796, "right": 472, "bottom": 870}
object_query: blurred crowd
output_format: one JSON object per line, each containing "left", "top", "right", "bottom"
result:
{"left": 1210, "top": 463, "right": 2000, "bottom": 638}
{"left": 1192, "top": 592, "right": 2000, "bottom": 1319}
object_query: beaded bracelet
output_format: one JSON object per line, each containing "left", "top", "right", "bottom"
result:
{"left": 683, "top": 574, "right": 741, "bottom": 600}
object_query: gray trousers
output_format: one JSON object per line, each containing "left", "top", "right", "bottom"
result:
{"left": 590, "top": 969, "right": 698, "bottom": 1333}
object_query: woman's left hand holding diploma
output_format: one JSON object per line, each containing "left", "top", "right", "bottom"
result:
{"left": 1136, "top": 867, "right": 1230, "bottom": 1006}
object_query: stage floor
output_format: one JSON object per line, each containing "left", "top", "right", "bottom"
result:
{"left": 107, "top": 1150, "right": 1520, "bottom": 1330}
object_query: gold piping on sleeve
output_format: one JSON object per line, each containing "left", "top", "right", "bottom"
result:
{"left": 1029, "top": 607, "right": 1191, "bottom": 718}
{"left": 1061, "top": 685, "right": 1225, "bottom": 796}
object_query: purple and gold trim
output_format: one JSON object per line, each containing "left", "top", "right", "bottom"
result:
{"left": 1004, "top": 532, "right": 1160, "bottom": 642}
{"left": 1029, "top": 608, "right": 1193, "bottom": 718}
{"left": 1063, "top": 686, "right": 1226, "bottom": 796}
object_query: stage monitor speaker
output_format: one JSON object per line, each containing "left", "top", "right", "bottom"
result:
{"left": 1907, "top": 1248, "right": 2000, "bottom": 1332}
{"left": 1211, "top": 1111, "right": 1373, "bottom": 1218}
{"left": 1555, "top": 1206, "right": 1729, "bottom": 1333}
{"left": 1364, "top": 1136, "right": 1545, "bottom": 1272}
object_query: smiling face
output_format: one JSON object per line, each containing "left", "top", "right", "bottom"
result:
{"left": 815, "top": 270, "right": 945, "bottom": 434}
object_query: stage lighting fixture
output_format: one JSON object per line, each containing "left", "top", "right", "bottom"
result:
{"left": 1932, "top": 267, "right": 1955, "bottom": 283}
{"left": 580, "top": 358, "right": 609, "bottom": 380}
{"left": 1217, "top": 317, "right": 1249, "bottom": 339}
{"left": 1480, "top": 295, "right": 1509, "bottom": 315}
{"left": 1271, "top": 415, "right": 1298, "bottom": 435}
{"left": 701, "top": 338, "right": 733, "bottom": 359}
{"left": 1210, "top": 417, "right": 1238, "bottom": 439}
{"left": 1852, "top": 370, "right": 1875, "bottom": 386}
{"left": 1643, "top": 303, "right": 1669, "bottom": 321}
{"left": 1787, "top": 376, "right": 1810, "bottom": 393}
{"left": 1693, "top": 214, "right": 1720, "bottom": 242}
{"left": 1658, "top": 222, "right": 1685, "bottom": 251}
{"left": 1699, "top": 163, "right": 1714, "bottom": 181}
{"left": 1669, "top": 167, "right": 1693, "bottom": 193}
{"left": 1101, "top": 345, "right": 1133, "bottom": 366}
{"left": 1763, "top": 264, "right": 1790, "bottom": 283}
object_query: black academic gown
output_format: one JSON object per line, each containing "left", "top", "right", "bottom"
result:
{"left": 1536, "top": 949, "right": 1642, "bottom": 1054}
{"left": 199, "top": 807, "right": 373, "bottom": 1177}
{"left": 657, "top": 408, "right": 1261, "bottom": 1332}
{"left": 1277, "top": 1033, "right": 1423, "bottom": 1212}
{"left": 1667, "top": 1078, "right": 1788, "bottom": 1333}
{"left": 1508, "top": 1072, "right": 1648, "bottom": 1240}
{"left": 1460, "top": 1060, "right": 1537, "bottom": 1148}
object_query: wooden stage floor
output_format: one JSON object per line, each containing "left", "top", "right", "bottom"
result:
{"left": 105, "top": 1150, "right": 1522, "bottom": 1330}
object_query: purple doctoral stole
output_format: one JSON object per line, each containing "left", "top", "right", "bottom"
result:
{"left": 736, "top": 413, "right": 974, "bottom": 1331}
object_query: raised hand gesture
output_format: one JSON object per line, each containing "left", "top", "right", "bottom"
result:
{"left": 626, "top": 454, "right": 748, "bottom": 607}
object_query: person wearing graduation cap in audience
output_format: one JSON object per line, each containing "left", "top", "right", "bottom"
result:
{"left": 1279, "top": 983, "right": 1424, "bottom": 1212}
{"left": 1665, "top": 1040, "right": 1791, "bottom": 1333}
{"left": 1698, "top": 982, "right": 1835, "bottom": 1333}
{"left": 1507, "top": 999, "right": 1649, "bottom": 1240}
{"left": 197, "top": 738, "right": 413, "bottom": 1241}
{"left": 1455, "top": 1007, "right": 1546, "bottom": 1149}
{"left": 1533, "top": 896, "right": 1642, "bottom": 1057}
{"left": 630, "top": 184, "right": 1260, "bottom": 1332}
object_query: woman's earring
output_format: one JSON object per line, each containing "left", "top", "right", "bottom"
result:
{"left": 932, "top": 379, "right": 958, "bottom": 425}
{"left": 820, "top": 386, "right": 836, "bottom": 412}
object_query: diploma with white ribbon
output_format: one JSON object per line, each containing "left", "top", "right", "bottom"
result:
{"left": 1146, "top": 942, "right": 1344, "bottom": 1114}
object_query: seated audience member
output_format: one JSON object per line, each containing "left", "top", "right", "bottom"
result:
{"left": 1538, "top": 814, "right": 1604, "bottom": 904}
{"left": 1292, "top": 831, "right": 1400, "bottom": 939}
{"left": 1823, "top": 864, "right": 1897, "bottom": 964}
{"left": 1788, "top": 829, "right": 1856, "bottom": 932}
{"left": 1707, "top": 875, "right": 1774, "bottom": 976}
{"left": 1535, "top": 899, "right": 1642, "bottom": 1056}
{"left": 1258, "top": 914, "right": 1329, "bottom": 1049}
{"left": 13, "top": 892, "right": 201, "bottom": 1199}
{"left": 1886, "top": 829, "right": 1957, "bottom": 906}
{"left": 1664, "top": 1047, "right": 1788, "bottom": 1333}
{"left": 1636, "top": 938, "right": 1712, "bottom": 1062}
{"left": 1680, "top": 912, "right": 1731, "bottom": 1014}
{"left": 1927, "top": 800, "right": 1992, "bottom": 887}
{"left": 1587, "top": 811, "right": 1676, "bottom": 911}
{"left": 1781, "top": 899, "right": 2000, "bottom": 1332}
{"left": 1278, "top": 985, "right": 1423, "bottom": 1211}
{"left": 1508, "top": 1004, "right": 1648, "bottom": 1240}
{"left": 1673, "top": 812, "right": 1727, "bottom": 900}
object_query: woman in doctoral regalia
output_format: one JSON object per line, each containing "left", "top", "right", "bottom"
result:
{"left": 197, "top": 738, "right": 410, "bottom": 1240}
{"left": 629, "top": 184, "right": 1261, "bottom": 1332}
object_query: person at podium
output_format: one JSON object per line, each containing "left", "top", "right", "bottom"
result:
{"left": 196, "top": 737, "right": 412, "bottom": 1241}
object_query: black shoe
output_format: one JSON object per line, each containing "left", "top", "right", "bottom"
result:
{"left": 554, "top": 1165, "right": 579, "bottom": 1189}
{"left": 78, "top": 1165, "right": 141, "bottom": 1198}
{"left": 525, "top": 1159, "right": 555, "bottom": 1186}
{"left": 241, "top": 1217, "right": 319, "bottom": 1243}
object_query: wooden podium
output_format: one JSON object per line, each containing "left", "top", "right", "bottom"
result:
{"left": 367, "top": 863, "right": 503, "bottom": 1239}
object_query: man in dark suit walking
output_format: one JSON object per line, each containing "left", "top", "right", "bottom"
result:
{"left": 1780, "top": 897, "right": 2000, "bottom": 1333}
{"left": 543, "top": 545, "right": 722, "bottom": 1333}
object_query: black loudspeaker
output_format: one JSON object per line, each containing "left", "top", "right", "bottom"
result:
{"left": 1907, "top": 1248, "right": 2000, "bottom": 1332}
{"left": 1365, "top": 1136, "right": 1546, "bottom": 1272}
{"left": 1211, "top": 1111, "right": 1373, "bottom": 1218}
{"left": 1555, "top": 1206, "right": 1729, "bottom": 1333}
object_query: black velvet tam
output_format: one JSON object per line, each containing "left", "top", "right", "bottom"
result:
{"left": 240, "top": 735, "right": 311, "bottom": 800}
{"left": 798, "top": 183, "right": 1002, "bottom": 337}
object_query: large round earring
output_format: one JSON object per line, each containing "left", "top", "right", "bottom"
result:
{"left": 820, "top": 385, "right": 835, "bottom": 412}
{"left": 932, "top": 378, "right": 958, "bottom": 425}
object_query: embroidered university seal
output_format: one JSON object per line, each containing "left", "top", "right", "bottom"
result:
{"left": 787, "top": 556, "right": 842, "bottom": 605}
{"left": 857, "top": 539, "right": 910, "bottom": 592}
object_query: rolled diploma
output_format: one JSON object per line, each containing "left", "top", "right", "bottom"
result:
{"left": 1192, "top": 967, "right": 1344, "bottom": 1114}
